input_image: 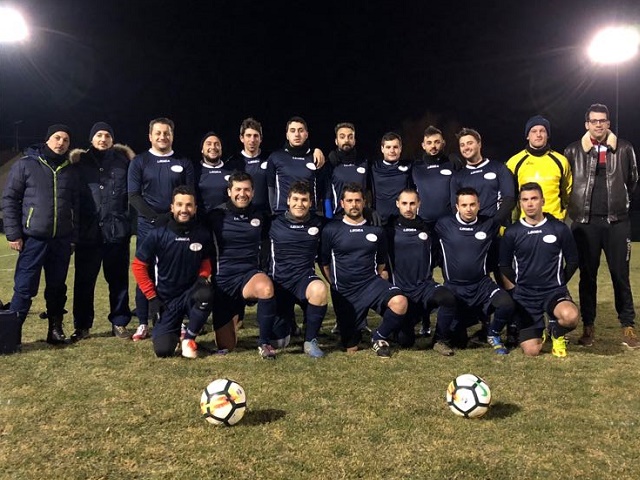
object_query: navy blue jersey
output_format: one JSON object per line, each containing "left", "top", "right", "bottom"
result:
{"left": 324, "top": 157, "right": 369, "bottom": 215}
{"left": 411, "top": 159, "right": 454, "bottom": 222}
{"left": 385, "top": 215, "right": 433, "bottom": 293}
{"left": 320, "top": 219, "right": 387, "bottom": 294}
{"left": 268, "top": 213, "right": 325, "bottom": 286}
{"left": 450, "top": 159, "right": 515, "bottom": 218}
{"left": 128, "top": 150, "right": 195, "bottom": 215}
{"left": 136, "top": 220, "right": 211, "bottom": 300}
{"left": 209, "top": 204, "right": 269, "bottom": 279}
{"left": 435, "top": 213, "right": 499, "bottom": 285}
{"left": 500, "top": 215, "right": 578, "bottom": 288}
{"left": 227, "top": 151, "right": 270, "bottom": 213}
{"left": 266, "top": 149, "right": 321, "bottom": 214}
{"left": 195, "top": 161, "right": 234, "bottom": 213}
{"left": 370, "top": 159, "right": 412, "bottom": 223}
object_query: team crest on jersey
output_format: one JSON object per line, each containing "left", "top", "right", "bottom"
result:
{"left": 250, "top": 218, "right": 261, "bottom": 227}
{"left": 418, "top": 232, "right": 428, "bottom": 240}
{"left": 483, "top": 172, "right": 497, "bottom": 180}
{"left": 308, "top": 227, "right": 319, "bottom": 236}
{"left": 189, "top": 243, "right": 203, "bottom": 251}
{"left": 224, "top": 175, "right": 231, "bottom": 181}
{"left": 260, "top": 161, "right": 268, "bottom": 170}
{"left": 543, "top": 234, "right": 557, "bottom": 243}
{"left": 357, "top": 167, "right": 366, "bottom": 174}
{"left": 306, "top": 162, "right": 317, "bottom": 170}
{"left": 440, "top": 169, "right": 452, "bottom": 176}
{"left": 170, "top": 165, "right": 184, "bottom": 173}
{"left": 398, "top": 165, "right": 409, "bottom": 172}
{"left": 475, "top": 231, "right": 487, "bottom": 240}
{"left": 365, "top": 233, "right": 378, "bottom": 242}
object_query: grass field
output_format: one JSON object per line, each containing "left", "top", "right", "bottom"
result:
{"left": 1, "top": 237, "right": 639, "bottom": 479}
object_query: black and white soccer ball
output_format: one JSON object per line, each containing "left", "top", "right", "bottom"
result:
{"left": 446, "top": 373, "right": 491, "bottom": 418}
{"left": 200, "top": 378, "right": 247, "bottom": 426}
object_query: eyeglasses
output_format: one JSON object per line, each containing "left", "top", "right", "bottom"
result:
{"left": 588, "top": 118, "right": 609, "bottom": 125}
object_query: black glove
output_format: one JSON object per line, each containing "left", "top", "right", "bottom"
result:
{"left": 363, "top": 207, "right": 383, "bottom": 227}
{"left": 148, "top": 297, "right": 165, "bottom": 324}
{"left": 196, "top": 276, "right": 210, "bottom": 287}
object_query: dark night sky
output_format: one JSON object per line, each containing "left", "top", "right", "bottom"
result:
{"left": 1, "top": 0, "right": 639, "bottom": 162}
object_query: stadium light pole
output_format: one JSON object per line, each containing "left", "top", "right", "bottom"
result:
{"left": 0, "top": 5, "right": 29, "bottom": 152}
{"left": 587, "top": 25, "right": 640, "bottom": 135}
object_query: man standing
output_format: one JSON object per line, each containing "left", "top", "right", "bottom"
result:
{"left": 370, "top": 132, "right": 411, "bottom": 224}
{"left": 132, "top": 186, "right": 213, "bottom": 358}
{"left": 324, "top": 122, "right": 369, "bottom": 217}
{"left": 2, "top": 124, "right": 79, "bottom": 345}
{"left": 435, "top": 188, "right": 514, "bottom": 355}
{"left": 320, "top": 183, "right": 408, "bottom": 357}
{"left": 69, "top": 122, "right": 133, "bottom": 341}
{"left": 565, "top": 103, "right": 639, "bottom": 348}
{"left": 128, "top": 117, "right": 194, "bottom": 341}
{"left": 209, "top": 172, "right": 279, "bottom": 359}
{"left": 507, "top": 115, "right": 572, "bottom": 220}
{"left": 195, "top": 132, "right": 235, "bottom": 214}
{"left": 268, "top": 181, "right": 328, "bottom": 358}
{"left": 385, "top": 189, "right": 457, "bottom": 355}
{"left": 500, "top": 183, "right": 579, "bottom": 357}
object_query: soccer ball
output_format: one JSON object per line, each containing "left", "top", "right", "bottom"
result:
{"left": 446, "top": 373, "right": 491, "bottom": 418}
{"left": 200, "top": 378, "right": 247, "bottom": 426}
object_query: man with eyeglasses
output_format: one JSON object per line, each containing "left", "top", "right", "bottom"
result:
{"left": 565, "top": 103, "right": 639, "bottom": 348}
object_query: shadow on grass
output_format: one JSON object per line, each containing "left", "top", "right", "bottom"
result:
{"left": 242, "top": 408, "right": 287, "bottom": 425}
{"left": 486, "top": 401, "right": 521, "bottom": 419}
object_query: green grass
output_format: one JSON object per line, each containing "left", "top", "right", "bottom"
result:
{"left": 1, "top": 237, "right": 640, "bottom": 479}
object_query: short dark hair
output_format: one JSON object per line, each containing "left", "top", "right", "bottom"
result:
{"left": 149, "top": 117, "right": 174, "bottom": 134}
{"left": 172, "top": 185, "right": 196, "bottom": 202}
{"left": 341, "top": 182, "right": 364, "bottom": 200}
{"left": 424, "top": 125, "right": 443, "bottom": 137}
{"left": 455, "top": 186, "right": 479, "bottom": 202}
{"left": 227, "top": 171, "right": 253, "bottom": 189}
{"left": 519, "top": 182, "right": 544, "bottom": 198}
{"left": 456, "top": 127, "right": 481, "bottom": 143}
{"left": 240, "top": 117, "right": 263, "bottom": 136}
{"left": 335, "top": 122, "right": 355, "bottom": 135}
{"left": 288, "top": 180, "right": 311, "bottom": 198}
{"left": 585, "top": 103, "right": 610, "bottom": 122}
{"left": 381, "top": 131, "right": 402, "bottom": 145}
{"left": 397, "top": 187, "right": 420, "bottom": 201}
{"left": 286, "top": 116, "right": 308, "bottom": 131}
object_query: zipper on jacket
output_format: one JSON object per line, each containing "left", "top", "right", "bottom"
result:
{"left": 26, "top": 206, "right": 34, "bottom": 229}
{"left": 38, "top": 157, "right": 70, "bottom": 237}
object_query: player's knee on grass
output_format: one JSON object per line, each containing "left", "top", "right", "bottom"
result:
{"left": 153, "top": 333, "right": 180, "bottom": 358}
{"left": 388, "top": 294, "right": 408, "bottom": 315}
{"left": 214, "top": 320, "right": 237, "bottom": 351}
{"left": 520, "top": 338, "right": 543, "bottom": 356}
{"left": 306, "top": 280, "right": 328, "bottom": 306}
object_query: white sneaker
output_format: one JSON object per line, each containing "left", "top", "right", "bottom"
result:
{"left": 181, "top": 339, "right": 198, "bottom": 359}
{"left": 132, "top": 324, "right": 149, "bottom": 342}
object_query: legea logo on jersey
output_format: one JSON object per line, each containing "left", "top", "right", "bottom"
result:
{"left": 418, "top": 232, "right": 428, "bottom": 240}
{"left": 357, "top": 167, "right": 366, "bottom": 174}
{"left": 250, "top": 218, "right": 261, "bottom": 227}
{"left": 260, "top": 162, "right": 268, "bottom": 170}
{"left": 190, "top": 243, "right": 203, "bottom": 251}
{"left": 543, "top": 234, "right": 557, "bottom": 243}
{"left": 308, "top": 227, "right": 319, "bottom": 236}
{"left": 398, "top": 165, "right": 409, "bottom": 172}
{"left": 171, "top": 165, "right": 184, "bottom": 173}
{"left": 365, "top": 233, "right": 378, "bottom": 242}
{"left": 475, "top": 231, "right": 487, "bottom": 240}
{"left": 306, "top": 162, "right": 316, "bottom": 170}
{"left": 483, "top": 172, "right": 497, "bottom": 180}
{"left": 441, "top": 169, "right": 452, "bottom": 176}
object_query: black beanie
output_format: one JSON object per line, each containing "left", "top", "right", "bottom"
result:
{"left": 200, "top": 131, "right": 220, "bottom": 152}
{"left": 524, "top": 115, "right": 550, "bottom": 138}
{"left": 89, "top": 122, "right": 114, "bottom": 141}
{"left": 45, "top": 124, "right": 71, "bottom": 141}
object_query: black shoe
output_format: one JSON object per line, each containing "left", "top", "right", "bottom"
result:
{"left": 70, "top": 328, "right": 90, "bottom": 342}
{"left": 46, "top": 316, "right": 67, "bottom": 345}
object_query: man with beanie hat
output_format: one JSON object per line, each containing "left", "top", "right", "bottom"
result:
{"left": 194, "top": 132, "right": 235, "bottom": 214}
{"left": 2, "top": 124, "right": 80, "bottom": 346}
{"left": 68, "top": 122, "right": 134, "bottom": 341}
{"left": 506, "top": 115, "right": 572, "bottom": 221}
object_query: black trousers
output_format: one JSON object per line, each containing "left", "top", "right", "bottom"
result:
{"left": 572, "top": 217, "right": 635, "bottom": 327}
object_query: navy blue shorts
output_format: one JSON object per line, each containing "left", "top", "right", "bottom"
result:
{"left": 513, "top": 286, "right": 574, "bottom": 341}
{"left": 445, "top": 276, "right": 502, "bottom": 315}
{"left": 332, "top": 277, "right": 403, "bottom": 328}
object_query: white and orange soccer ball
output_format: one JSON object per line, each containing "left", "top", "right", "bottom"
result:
{"left": 200, "top": 378, "right": 247, "bottom": 426}
{"left": 446, "top": 373, "right": 491, "bottom": 418}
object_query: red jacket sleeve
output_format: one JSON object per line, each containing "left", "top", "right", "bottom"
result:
{"left": 132, "top": 257, "right": 156, "bottom": 299}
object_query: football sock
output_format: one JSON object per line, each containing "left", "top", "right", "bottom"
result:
{"left": 549, "top": 319, "right": 572, "bottom": 337}
{"left": 257, "top": 298, "right": 277, "bottom": 345}
{"left": 488, "top": 317, "right": 507, "bottom": 337}
{"left": 185, "top": 307, "right": 210, "bottom": 340}
{"left": 305, "top": 304, "right": 327, "bottom": 342}
{"left": 377, "top": 310, "right": 405, "bottom": 339}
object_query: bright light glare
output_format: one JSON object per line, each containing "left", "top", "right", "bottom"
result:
{"left": 0, "top": 6, "right": 29, "bottom": 43}
{"left": 588, "top": 26, "right": 640, "bottom": 64}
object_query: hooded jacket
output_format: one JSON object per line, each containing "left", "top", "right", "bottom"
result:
{"left": 2, "top": 144, "right": 80, "bottom": 242}
{"left": 564, "top": 131, "right": 638, "bottom": 223}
